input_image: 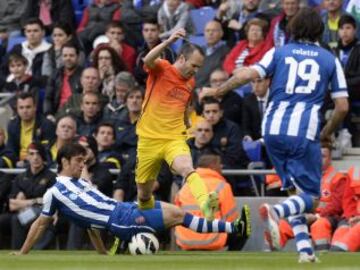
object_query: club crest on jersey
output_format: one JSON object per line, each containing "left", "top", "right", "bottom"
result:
{"left": 167, "top": 87, "right": 188, "bottom": 102}
{"left": 69, "top": 193, "right": 78, "bottom": 200}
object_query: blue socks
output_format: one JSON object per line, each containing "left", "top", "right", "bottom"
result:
{"left": 182, "top": 213, "right": 235, "bottom": 233}
{"left": 273, "top": 193, "right": 313, "bottom": 218}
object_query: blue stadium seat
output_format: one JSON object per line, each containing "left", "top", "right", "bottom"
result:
{"left": 170, "top": 38, "right": 183, "bottom": 53}
{"left": 188, "top": 35, "right": 207, "bottom": 47}
{"left": 82, "top": 0, "right": 92, "bottom": 7}
{"left": 248, "top": 161, "right": 266, "bottom": 196}
{"left": 190, "top": 7, "right": 216, "bottom": 36}
{"left": 235, "top": 83, "right": 252, "bottom": 97}
{"left": 7, "top": 36, "right": 26, "bottom": 52}
{"left": 72, "top": 0, "right": 81, "bottom": 10}
{"left": 75, "top": 10, "right": 84, "bottom": 25}
{"left": 72, "top": 0, "right": 91, "bottom": 11}
{"left": 242, "top": 140, "right": 262, "bottom": 162}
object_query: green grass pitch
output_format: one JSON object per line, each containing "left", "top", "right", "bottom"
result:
{"left": 0, "top": 251, "right": 359, "bottom": 270}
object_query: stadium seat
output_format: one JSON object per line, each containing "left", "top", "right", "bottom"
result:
{"left": 75, "top": 10, "right": 84, "bottom": 25}
{"left": 72, "top": 0, "right": 91, "bottom": 11}
{"left": 72, "top": 0, "right": 88, "bottom": 10}
{"left": 248, "top": 161, "right": 266, "bottom": 196}
{"left": 242, "top": 140, "right": 262, "bottom": 162}
{"left": 188, "top": 35, "right": 207, "bottom": 47}
{"left": 6, "top": 36, "right": 26, "bottom": 52}
{"left": 82, "top": 0, "right": 92, "bottom": 6}
{"left": 170, "top": 38, "right": 183, "bottom": 53}
{"left": 235, "top": 83, "right": 252, "bottom": 97}
{"left": 72, "top": 0, "right": 81, "bottom": 10}
{"left": 190, "top": 7, "right": 216, "bottom": 36}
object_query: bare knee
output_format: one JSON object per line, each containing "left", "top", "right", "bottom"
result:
{"left": 172, "top": 156, "right": 194, "bottom": 178}
{"left": 163, "top": 204, "right": 185, "bottom": 227}
{"left": 169, "top": 207, "right": 185, "bottom": 225}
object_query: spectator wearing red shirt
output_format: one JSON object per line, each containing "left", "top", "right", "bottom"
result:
{"left": 263, "top": 0, "right": 300, "bottom": 48}
{"left": 44, "top": 43, "right": 83, "bottom": 121}
{"left": 223, "top": 18, "right": 271, "bottom": 75}
{"left": 77, "top": 0, "right": 121, "bottom": 55}
{"left": 104, "top": 21, "right": 137, "bottom": 73}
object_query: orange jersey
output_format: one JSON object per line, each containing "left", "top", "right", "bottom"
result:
{"left": 136, "top": 59, "right": 195, "bottom": 139}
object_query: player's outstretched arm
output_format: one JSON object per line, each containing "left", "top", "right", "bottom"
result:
{"left": 143, "top": 28, "right": 186, "bottom": 69}
{"left": 215, "top": 67, "right": 260, "bottom": 97}
{"left": 14, "top": 215, "right": 52, "bottom": 255}
{"left": 320, "top": 97, "right": 349, "bottom": 147}
{"left": 87, "top": 228, "right": 108, "bottom": 255}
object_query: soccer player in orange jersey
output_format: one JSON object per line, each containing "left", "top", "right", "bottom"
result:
{"left": 135, "top": 28, "right": 219, "bottom": 220}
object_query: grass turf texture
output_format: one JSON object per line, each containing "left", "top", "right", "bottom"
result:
{"left": 0, "top": 251, "right": 359, "bottom": 270}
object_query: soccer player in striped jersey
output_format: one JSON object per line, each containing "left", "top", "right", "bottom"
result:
{"left": 14, "top": 143, "right": 251, "bottom": 255}
{"left": 212, "top": 8, "right": 349, "bottom": 263}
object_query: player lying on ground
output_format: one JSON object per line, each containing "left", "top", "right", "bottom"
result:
{"left": 14, "top": 143, "right": 251, "bottom": 255}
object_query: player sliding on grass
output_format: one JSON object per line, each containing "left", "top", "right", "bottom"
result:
{"left": 208, "top": 7, "right": 349, "bottom": 263}
{"left": 135, "top": 28, "right": 219, "bottom": 220}
{"left": 14, "top": 143, "right": 251, "bottom": 255}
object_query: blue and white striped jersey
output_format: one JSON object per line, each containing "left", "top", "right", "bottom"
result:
{"left": 41, "top": 176, "right": 117, "bottom": 229}
{"left": 252, "top": 42, "right": 348, "bottom": 141}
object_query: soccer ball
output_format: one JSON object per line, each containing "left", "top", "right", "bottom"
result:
{"left": 128, "top": 233, "right": 159, "bottom": 255}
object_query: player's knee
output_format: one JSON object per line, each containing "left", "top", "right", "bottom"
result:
{"left": 170, "top": 207, "right": 185, "bottom": 224}
{"left": 172, "top": 161, "right": 194, "bottom": 178}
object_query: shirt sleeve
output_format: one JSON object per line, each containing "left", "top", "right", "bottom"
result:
{"left": 144, "top": 59, "right": 170, "bottom": 75}
{"left": 251, "top": 47, "right": 276, "bottom": 79}
{"left": 41, "top": 188, "right": 56, "bottom": 217}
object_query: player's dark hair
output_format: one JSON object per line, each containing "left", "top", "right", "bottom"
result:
{"left": 57, "top": 143, "right": 87, "bottom": 173}
{"left": 178, "top": 42, "right": 205, "bottom": 60}
{"left": 288, "top": 7, "right": 324, "bottom": 42}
